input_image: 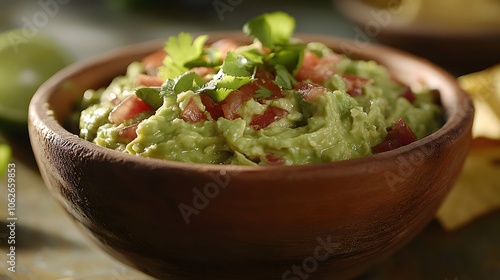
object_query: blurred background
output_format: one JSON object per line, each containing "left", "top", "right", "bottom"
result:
{"left": 0, "top": 0, "right": 353, "bottom": 60}
{"left": 2, "top": 0, "right": 498, "bottom": 72}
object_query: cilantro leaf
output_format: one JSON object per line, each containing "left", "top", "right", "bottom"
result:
{"left": 196, "top": 71, "right": 253, "bottom": 103}
{"left": 274, "top": 64, "right": 296, "bottom": 90}
{"left": 217, "top": 75, "right": 253, "bottom": 89}
{"left": 243, "top": 11, "right": 295, "bottom": 49}
{"left": 254, "top": 86, "right": 274, "bottom": 99}
{"left": 195, "top": 69, "right": 224, "bottom": 93}
{"left": 135, "top": 87, "right": 163, "bottom": 109}
{"left": 161, "top": 72, "right": 205, "bottom": 96}
{"left": 173, "top": 72, "right": 205, "bottom": 94}
{"left": 222, "top": 52, "right": 253, "bottom": 77}
{"left": 158, "top": 33, "right": 208, "bottom": 80}
{"left": 236, "top": 42, "right": 265, "bottom": 65}
{"left": 268, "top": 43, "right": 305, "bottom": 72}
{"left": 158, "top": 58, "right": 185, "bottom": 80}
{"left": 206, "top": 88, "right": 234, "bottom": 103}
{"left": 194, "top": 54, "right": 255, "bottom": 103}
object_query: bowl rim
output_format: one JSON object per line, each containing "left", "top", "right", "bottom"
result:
{"left": 29, "top": 31, "right": 474, "bottom": 174}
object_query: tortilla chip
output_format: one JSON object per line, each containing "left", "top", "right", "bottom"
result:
{"left": 458, "top": 64, "right": 500, "bottom": 139}
{"left": 436, "top": 138, "right": 500, "bottom": 230}
{"left": 436, "top": 66, "right": 500, "bottom": 231}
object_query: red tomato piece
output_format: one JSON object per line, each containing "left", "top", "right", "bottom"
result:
{"left": 400, "top": 86, "right": 416, "bottom": 103}
{"left": 200, "top": 93, "right": 223, "bottom": 120}
{"left": 295, "top": 50, "right": 319, "bottom": 82}
{"left": 109, "top": 95, "right": 154, "bottom": 125}
{"left": 372, "top": 118, "right": 417, "bottom": 153}
{"left": 342, "top": 74, "right": 372, "bottom": 96}
{"left": 210, "top": 38, "right": 240, "bottom": 60}
{"left": 250, "top": 106, "right": 288, "bottom": 130}
{"left": 239, "top": 68, "right": 284, "bottom": 101}
{"left": 293, "top": 82, "right": 327, "bottom": 102}
{"left": 238, "top": 82, "right": 259, "bottom": 97}
{"left": 264, "top": 153, "right": 286, "bottom": 165}
{"left": 136, "top": 74, "right": 163, "bottom": 87}
{"left": 118, "top": 122, "right": 140, "bottom": 142}
{"left": 295, "top": 51, "right": 340, "bottom": 84}
{"left": 181, "top": 97, "right": 207, "bottom": 123}
{"left": 220, "top": 90, "right": 253, "bottom": 120}
{"left": 141, "top": 50, "right": 166, "bottom": 75}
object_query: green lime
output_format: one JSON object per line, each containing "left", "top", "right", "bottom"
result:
{"left": 0, "top": 29, "right": 73, "bottom": 133}
{"left": 0, "top": 142, "right": 11, "bottom": 178}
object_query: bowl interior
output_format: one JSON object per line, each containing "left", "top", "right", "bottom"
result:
{"left": 39, "top": 31, "right": 466, "bottom": 143}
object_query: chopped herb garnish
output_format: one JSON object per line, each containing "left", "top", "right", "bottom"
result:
{"left": 207, "top": 88, "right": 234, "bottom": 103}
{"left": 197, "top": 70, "right": 254, "bottom": 102}
{"left": 172, "top": 72, "right": 205, "bottom": 94}
{"left": 217, "top": 75, "right": 254, "bottom": 90}
{"left": 254, "top": 85, "right": 274, "bottom": 99}
{"left": 243, "top": 11, "right": 295, "bottom": 49}
{"left": 274, "top": 64, "right": 296, "bottom": 90}
{"left": 268, "top": 43, "right": 305, "bottom": 73}
{"left": 160, "top": 72, "right": 205, "bottom": 97}
{"left": 222, "top": 52, "right": 253, "bottom": 77}
{"left": 156, "top": 11, "right": 301, "bottom": 103}
{"left": 158, "top": 33, "right": 208, "bottom": 80}
{"left": 135, "top": 87, "right": 163, "bottom": 109}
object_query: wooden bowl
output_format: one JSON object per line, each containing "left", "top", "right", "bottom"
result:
{"left": 28, "top": 32, "right": 473, "bottom": 280}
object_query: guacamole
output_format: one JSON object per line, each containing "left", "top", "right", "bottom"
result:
{"left": 79, "top": 12, "right": 443, "bottom": 166}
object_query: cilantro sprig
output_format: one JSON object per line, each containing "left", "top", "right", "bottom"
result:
{"left": 243, "top": 11, "right": 295, "bottom": 49}
{"left": 145, "top": 11, "right": 304, "bottom": 106}
{"left": 158, "top": 33, "right": 208, "bottom": 80}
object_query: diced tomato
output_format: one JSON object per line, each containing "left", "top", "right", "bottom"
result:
{"left": 136, "top": 74, "right": 163, "bottom": 87}
{"left": 210, "top": 38, "right": 240, "bottom": 60}
{"left": 109, "top": 95, "right": 154, "bottom": 125}
{"left": 400, "top": 86, "right": 416, "bottom": 103}
{"left": 239, "top": 68, "right": 283, "bottom": 101}
{"left": 141, "top": 50, "right": 166, "bottom": 75}
{"left": 294, "top": 82, "right": 327, "bottom": 102}
{"left": 295, "top": 51, "right": 340, "bottom": 84}
{"left": 264, "top": 153, "right": 286, "bottom": 165}
{"left": 220, "top": 90, "right": 253, "bottom": 120}
{"left": 238, "top": 82, "right": 259, "bottom": 97}
{"left": 342, "top": 74, "right": 372, "bottom": 96}
{"left": 181, "top": 97, "right": 207, "bottom": 123}
{"left": 372, "top": 118, "right": 417, "bottom": 153}
{"left": 250, "top": 106, "right": 288, "bottom": 130}
{"left": 118, "top": 122, "right": 140, "bottom": 142}
{"left": 200, "top": 93, "right": 223, "bottom": 120}
{"left": 254, "top": 67, "right": 275, "bottom": 80}
{"left": 190, "top": 67, "right": 216, "bottom": 79}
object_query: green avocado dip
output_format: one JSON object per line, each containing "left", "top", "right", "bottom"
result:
{"left": 79, "top": 12, "right": 443, "bottom": 166}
